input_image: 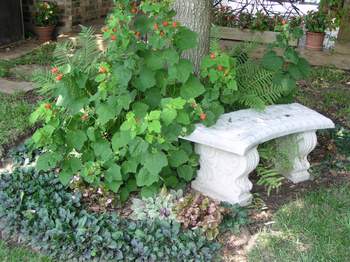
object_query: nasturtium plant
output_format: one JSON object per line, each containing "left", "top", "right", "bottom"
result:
{"left": 30, "top": 0, "right": 225, "bottom": 201}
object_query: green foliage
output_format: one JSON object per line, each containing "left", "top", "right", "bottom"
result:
{"left": 212, "top": 6, "right": 302, "bottom": 32}
{"left": 30, "top": 0, "right": 215, "bottom": 201}
{"left": 175, "top": 193, "right": 226, "bottom": 240}
{"left": 220, "top": 22, "right": 308, "bottom": 111}
{"left": 257, "top": 136, "right": 298, "bottom": 195}
{"left": 0, "top": 146, "right": 220, "bottom": 261}
{"left": 130, "top": 187, "right": 183, "bottom": 221}
{"left": 219, "top": 203, "right": 249, "bottom": 233}
{"left": 304, "top": 10, "right": 336, "bottom": 33}
{"left": 33, "top": 1, "right": 59, "bottom": 26}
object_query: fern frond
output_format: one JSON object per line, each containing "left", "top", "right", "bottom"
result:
{"left": 74, "top": 26, "right": 100, "bottom": 72}
{"left": 32, "top": 68, "right": 56, "bottom": 95}
{"left": 231, "top": 41, "right": 259, "bottom": 64}
{"left": 53, "top": 40, "right": 75, "bottom": 67}
{"left": 235, "top": 60, "right": 285, "bottom": 109}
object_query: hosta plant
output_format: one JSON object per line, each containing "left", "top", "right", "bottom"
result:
{"left": 30, "top": 0, "right": 226, "bottom": 201}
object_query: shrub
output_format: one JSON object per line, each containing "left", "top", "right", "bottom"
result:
{"left": 0, "top": 146, "right": 220, "bottom": 261}
{"left": 30, "top": 1, "right": 216, "bottom": 201}
{"left": 304, "top": 11, "right": 335, "bottom": 33}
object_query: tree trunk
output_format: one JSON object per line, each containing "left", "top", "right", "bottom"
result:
{"left": 335, "top": 0, "right": 350, "bottom": 54}
{"left": 172, "top": 0, "right": 211, "bottom": 73}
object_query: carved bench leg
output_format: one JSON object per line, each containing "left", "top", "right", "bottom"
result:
{"left": 191, "top": 144, "right": 259, "bottom": 206}
{"left": 278, "top": 131, "right": 317, "bottom": 183}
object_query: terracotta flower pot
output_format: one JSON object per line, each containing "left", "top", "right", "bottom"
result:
{"left": 305, "top": 32, "right": 325, "bottom": 51}
{"left": 34, "top": 25, "right": 55, "bottom": 42}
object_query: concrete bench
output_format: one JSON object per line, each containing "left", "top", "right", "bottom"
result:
{"left": 182, "top": 103, "right": 335, "bottom": 206}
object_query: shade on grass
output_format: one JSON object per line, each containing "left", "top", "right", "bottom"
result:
{"left": 0, "top": 92, "right": 34, "bottom": 156}
{"left": 249, "top": 183, "right": 350, "bottom": 261}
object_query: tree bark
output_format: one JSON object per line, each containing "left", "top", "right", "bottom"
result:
{"left": 172, "top": 0, "right": 211, "bottom": 73}
{"left": 335, "top": 0, "right": 350, "bottom": 54}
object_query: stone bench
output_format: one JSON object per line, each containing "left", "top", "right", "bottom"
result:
{"left": 182, "top": 103, "right": 335, "bottom": 206}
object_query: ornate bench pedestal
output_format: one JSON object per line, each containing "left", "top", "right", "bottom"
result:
{"left": 192, "top": 145, "right": 259, "bottom": 206}
{"left": 279, "top": 131, "right": 318, "bottom": 184}
{"left": 182, "top": 103, "right": 335, "bottom": 206}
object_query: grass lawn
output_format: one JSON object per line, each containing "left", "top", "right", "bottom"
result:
{"left": 0, "top": 241, "right": 50, "bottom": 262}
{"left": 249, "top": 183, "right": 350, "bottom": 261}
{"left": 0, "top": 92, "right": 35, "bottom": 158}
{"left": 248, "top": 67, "right": 350, "bottom": 261}
{"left": 297, "top": 66, "right": 350, "bottom": 128}
{"left": 0, "top": 43, "right": 55, "bottom": 79}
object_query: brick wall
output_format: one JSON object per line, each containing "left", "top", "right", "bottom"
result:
{"left": 22, "top": 0, "right": 113, "bottom": 33}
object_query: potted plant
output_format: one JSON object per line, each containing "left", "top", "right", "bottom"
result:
{"left": 33, "top": 1, "right": 59, "bottom": 41}
{"left": 304, "top": 11, "right": 334, "bottom": 51}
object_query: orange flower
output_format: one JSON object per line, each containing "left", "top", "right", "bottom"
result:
{"left": 51, "top": 67, "right": 59, "bottom": 74}
{"left": 200, "top": 113, "right": 207, "bottom": 121}
{"left": 111, "top": 35, "right": 117, "bottom": 41}
{"left": 210, "top": 53, "right": 216, "bottom": 59}
{"left": 44, "top": 103, "right": 52, "bottom": 110}
{"left": 99, "top": 66, "right": 107, "bottom": 73}
{"left": 217, "top": 65, "right": 224, "bottom": 71}
{"left": 154, "top": 23, "right": 159, "bottom": 30}
{"left": 162, "top": 21, "right": 169, "bottom": 27}
{"left": 172, "top": 21, "right": 178, "bottom": 28}
{"left": 56, "top": 74, "right": 63, "bottom": 81}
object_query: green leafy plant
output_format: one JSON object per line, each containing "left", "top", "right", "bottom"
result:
{"left": 33, "top": 1, "right": 59, "bottom": 27}
{"left": 219, "top": 202, "right": 249, "bottom": 233}
{"left": 217, "top": 21, "right": 308, "bottom": 111}
{"left": 212, "top": 6, "right": 302, "bottom": 33}
{"left": 30, "top": 0, "right": 219, "bottom": 202}
{"left": 256, "top": 136, "right": 298, "bottom": 195}
{"left": 0, "top": 146, "right": 221, "bottom": 261}
{"left": 304, "top": 11, "right": 335, "bottom": 33}
{"left": 130, "top": 187, "right": 182, "bottom": 221}
{"left": 251, "top": 11, "right": 275, "bottom": 31}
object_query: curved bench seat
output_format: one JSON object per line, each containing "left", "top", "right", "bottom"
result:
{"left": 182, "top": 103, "right": 335, "bottom": 206}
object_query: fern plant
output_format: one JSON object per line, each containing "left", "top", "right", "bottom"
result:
{"left": 256, "top": 136, "right": 298, "bottom": 195}
{"left": 221, "top": 22, "right": 309, "bottom": 111}
{"left": 33, "top": 26, "right": 101, "bottom": 95}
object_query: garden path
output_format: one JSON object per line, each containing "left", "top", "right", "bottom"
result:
{"left": 0, "top": 78, "right": 33, "bottom": 94}
{"left": 0, "top": 39, "right": 40, "bottom": 60}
